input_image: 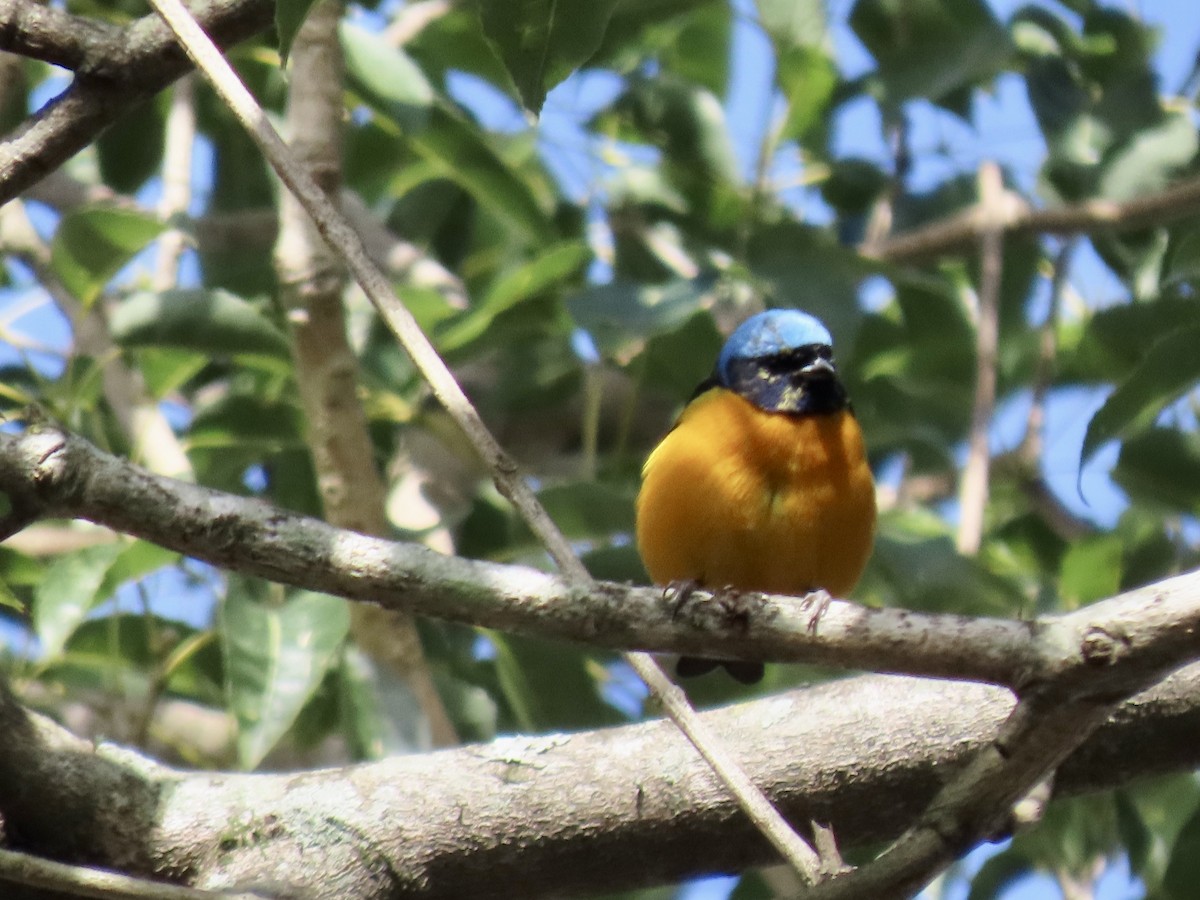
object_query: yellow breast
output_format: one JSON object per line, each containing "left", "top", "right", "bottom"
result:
{"left": 636, "top": 388, "right": 876, "bottom": 597}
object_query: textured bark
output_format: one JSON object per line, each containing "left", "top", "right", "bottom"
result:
{"left": 0, "top": 668, "right": 1198, "bottom": 898}
{"left": 0, "top": 0, "right": 273, "bottom": 203}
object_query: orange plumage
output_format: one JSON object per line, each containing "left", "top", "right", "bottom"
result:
{"left": 635, "top": 308, "right": 876, "bottom": 681}
{"left": 636, "top": 389, "right": 875, "bottom": 598}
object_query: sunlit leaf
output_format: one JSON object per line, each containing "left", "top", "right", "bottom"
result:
{"left": 221, "top": 583, "right": 350, "bottom": 769}
{"left": 50, "top": 207, "right": 165, "bottom": 308}
{"left": 341, "top": 20, "right": 435, "bottom": 128}
{"left": 33, "top": 543, "right": 125, "bottom": 658}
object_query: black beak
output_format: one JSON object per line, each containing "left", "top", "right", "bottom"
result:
{"left": 800, "top": 356, "right": 836, "bottom": 377}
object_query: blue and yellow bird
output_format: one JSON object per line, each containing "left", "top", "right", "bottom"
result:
{"left": 636, "top": 308, "right": 876, "bottom": 683}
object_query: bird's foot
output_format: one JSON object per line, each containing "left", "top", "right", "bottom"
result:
{"left": 665, "top": 582, "right": 767, "bottom": 684}
{"left": 664, "top": 579, "right": 704, "bottom": 620}
{"left": 799, "top": 589, "right": 833, "bottom": 634}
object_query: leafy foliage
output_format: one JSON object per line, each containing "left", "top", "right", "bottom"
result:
{"left": 3, "top": 0, "right": 1200, "bottom": 896}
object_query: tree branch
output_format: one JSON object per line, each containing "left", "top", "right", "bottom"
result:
{"left": 2, "top": 659, "right": 1200, "bottom": 898}
{"left": 0, "top": 0, "right": 273, "bottom": 204}
{"left": 956, "top": 161, "right": 1004, "bottom": 555}
{"left": 864, "top": 170, "right": 1200, "bottom": 264}
{"left": 0, "top": 847, "right": 264, "bottom": 900}
{"left": 2, "top": 425, "right": 1199, "bottom": 696}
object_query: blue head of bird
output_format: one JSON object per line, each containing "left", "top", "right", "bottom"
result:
{"left": 715, "top": 309, "right": 846, "bottom": 415}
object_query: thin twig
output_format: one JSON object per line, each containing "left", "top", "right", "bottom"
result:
{"left": 0, "top": 846, "right": 264, "bottom": 900}
{"left": 864, "top": 171, "right": 1200, "bottom": 264}
{"left": 144, "top": 0, "right": 827, "bottom": 882}
{"left": 1018, "top": 240, "right": 1074, "bottom": 467}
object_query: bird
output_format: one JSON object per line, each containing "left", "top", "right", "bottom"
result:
{"left": 635, "top": 308, "right": 876, "bottom": 683}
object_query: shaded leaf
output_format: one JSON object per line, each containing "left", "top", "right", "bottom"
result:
{"left": 1059, "top": 535, "right": 1122, "bottom": 608}
{"left": 538, "top": 481, "right": 635, "bottom": 538}
{"left": 437, "top": 241, "right": 589, "bottom": 351}
{"left": 476, "top": 0, "right": 619, "bottom": 113}
{"left": 404, "top": 107, "right": 555, "bottom": 245}
{"left": 1164, "top": 802, "right": 1200, "bottom": 900}
{"left": 110, "top": 289, "right": 291, "bottom": 358}
{"left": 276, "top": 0, "right": 320, "bottom": 64}
{"left": 97, "top": 97, "right": 165, "bottom": 193}
{"left": 1081, "top": 323, "right": 1200, "bottom": 466}
{"left": 850, "top": 0, "right": 1010, "bottom": 107}
{"left": 965, "top": 847, "right": 1034, "bottom": 900}
{"left": 1113, "top": 427, "right": 1200, "bottom": 514}
{"left": 487, "top": 631, "right": 623, "bottom": 731}
{"left": 567, "top": 276, "right": 717, "bottom": 362}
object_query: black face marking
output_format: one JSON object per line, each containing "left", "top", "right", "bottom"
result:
{"left": 721, "top": 343, "right": 849, "bottom": 415}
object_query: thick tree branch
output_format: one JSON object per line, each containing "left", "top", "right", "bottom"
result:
{"left": 956, "top": 162, "right": 1004, "bottom": 556}
{"left": 0, "top": 0, "right": 273, "bottom": 204}
{"left": 2, "top": 425, "right": 1199, "bottom": 696}
{"left": 2, "top": 662, "right": 1200, "bottom": 898}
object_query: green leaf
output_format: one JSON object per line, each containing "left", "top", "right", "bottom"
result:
{"left": 341, "top": 21, "right": 435, "bottom": 128}
{"left": 404, "top": 107, "right": 555, "bottom": 245}
{"left": 188, "top": 393, "right": 305, "bottom": 451}
{"left": 221, "top": 584, "right": 350, "bottom": 769}
{"left": 50, "top": 207, "right": 165, "bottom": 308}
{"left": 747, "top": 221, "right": 876, "bottom": 343}
{"left": 777, "top": 45, "right": 837, "bottom": 143}
{"left": 659, "top": 2, "right": 732, "bottom": 96}
{"left": 1081, "top": 323, "right": 1200, "bottom": 466}
{"left": 1113, "top": 427, "right": 1200, "bottom": 514}
{"left": 0, "top": 576, "right": 24, "bottom": 613}
{"left": 110, "top": 289, "right": 291, "bottom": 358}
{"left": 33, "top": 543, "right": 125, "bottom": 658}
{"left": 1059, "top": 534, "right": 1122, "bottom": 609}
{"left": 337, "top": 647, "right": 432, "bottom": 759}
{"left": 476, "top": 0, "right": 619, "bottom": 114}
{"left": 601, "top": 75, "right": 740, "bottom": 191}
{"left": 1069, "top": 295, "right": 1200, "bottom": 381}
{"left": 756, "top": 0, "right": 826, "bottom": 48}
{"left": 437, "top": 241, "right": 589, "bottom": 351}
{"left": 276, "top": 0, "right": 320, "bottom": 64}
{"left": 1099, "top": 109, "right": 1198, "bottom": 203}
{"left": 1164, "top": 803, "right": 1200, "bottom": 899}
{"left": 487, "top": 631, "right": 622, "bottom": 731}
{"left": 1115, "top": 789, "right": 1152, "bottom": 877}
{"left": 566, "top": 276, "right": 717, "bottom": 362}
{"left": 849, "top": 0, "right": 1010, "bottom": 107}
{"left": 965, "top": 847, "right": 1034, "bottom": 900}
{"left": 1165, "top": 227, "right": 1200, "bottom": 285}
{"left": 97, "top": 96, "right": 166, "bottom": 193}
{"left": 94, "top": 541, "right": 180, "bottom": 606}
{"left": 134, "top": 348, "right": 210, "bottom": 400}
{"left": 538, "top": 481, "right": 635, "bottom": 538}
